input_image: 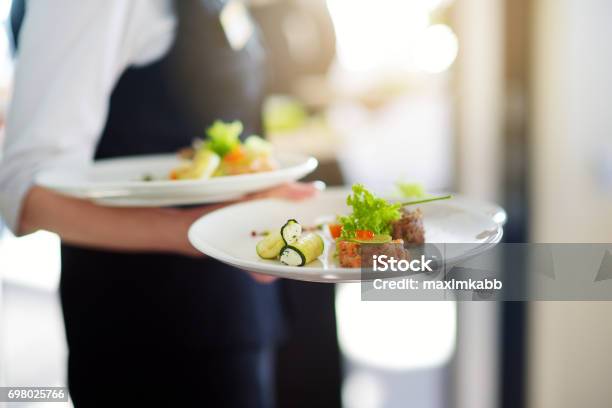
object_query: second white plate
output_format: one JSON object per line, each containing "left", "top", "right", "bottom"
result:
{"left": 92, "top": 192, "right": 244, "bottom": 207}
{"left": 36, "top": 153, "right": 318, "bottom": 204}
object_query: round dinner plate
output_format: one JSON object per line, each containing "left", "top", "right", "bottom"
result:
{"left": 188, "top": 188, "right": 506, "bottom": 283}
{"left": 36, "top": 153, "right": 318, "bottom": 205}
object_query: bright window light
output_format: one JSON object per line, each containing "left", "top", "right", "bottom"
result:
{"left": 425, "top": 0, "right": 454, "bottom": 13}
{"left": 342, "top": 371, "right": 387, "bottom": 408}
{"left": 416, "top": 24, "right": 459, "bottom": 73}
{"left": 335, "top": 283, "right": 456, "bottom": 370}
{"left": 0, "top": 0, "right": 13, "bottom": 88}
{"left": 326, "top": 0, "right": 430, "bottom": 73}
{"left": 326, "top": 0, "right": 458, "bottom": 75}
{"left": 0, "top": 229, "right": 61, "bottom": 291}
{"left": 0, "top": 0, "right": 11, "bottom": 23}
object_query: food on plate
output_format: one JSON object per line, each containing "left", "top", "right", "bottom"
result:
{"left": 255, "top": 231, "right": 286, "bottom": 259}
{"left": 169, "top": 120, "right": 278, "bottom": 180}
{"left": 251, "top": 223, "right": 322, "bottom": 238}
{"left": 392, "top": 208, "right": 425, "bottom": 245}
{"left": 253, "top": 185, "right": 450, "bottom": 269}
{"left": 281, "top": 219, "right": 302, "bottom": 245}
{"left": 256, "top": 219, "right": 324, "bottom": 266}
{"left": 170, "top": 149, "right": 220, "bottom": 180}
{"left": 279, "top": 233, "right": 325, "bottom": 266}
{"left": 330, "top": 184, "right": 451, "bottom": 268}
{"left": 395, "top": 181, "right": 426, "bottom": 199}
{"left": 336, "top": 239, "right": 410, "bottom": 268}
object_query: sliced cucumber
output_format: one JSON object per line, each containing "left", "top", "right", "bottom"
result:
{"left": 280, "top": 233, "right": 324, "bottom": 266}
{"left": 256, "top": 231, "right": 285, "bottom": 259}
{"left": 281, "top": 219, "right": 302, "bottom": 245}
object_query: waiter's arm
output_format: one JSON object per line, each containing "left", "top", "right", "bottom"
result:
{"left": 20, "top": 183, "right": 315, "bottom": 256}
{"left": 20, "top": 186, "right": 203, "bottom": 255}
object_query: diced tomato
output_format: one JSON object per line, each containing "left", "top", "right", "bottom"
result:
{"left": 355, "top": 230, "right": 374, "bottom": 240}
{"left": 224, "top": 146, "right": 245, "bottom": 163}
{"left": 328, "top": 224, "right": 342, "bottom": 239}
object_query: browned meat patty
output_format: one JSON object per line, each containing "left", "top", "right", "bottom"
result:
{"left": 361, "top": 241, "right": 411, "bottom": 267}
{"left": 337, "top": 240, "right": 362, "bottom": 268}
{"left": 338, "top": 240, "right": 411, "bottom": 268}
{"left": 391, "top": 208, "right": 425, "bottom": 244}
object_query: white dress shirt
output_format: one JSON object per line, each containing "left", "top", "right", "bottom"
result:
{"left": 0, "top": 0, "right": 177, "bottom": 233}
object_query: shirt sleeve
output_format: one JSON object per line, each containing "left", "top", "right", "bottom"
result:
{"left": 0, "top": 0, "right": 141, "bottom": 234}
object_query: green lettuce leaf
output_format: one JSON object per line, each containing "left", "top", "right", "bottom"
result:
{"left": 338, "top": 184, "right": 401, "bottom": 239}
{"left": 396, "top": 181, "right": 426, "bottom": 199}
{"left": 206, "top": 120, "right": 243, "bottom": 157}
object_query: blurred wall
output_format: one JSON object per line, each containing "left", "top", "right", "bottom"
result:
{"left": 529, "top": 0, "right": 612, "bottom": 407}
{"left": 454, "top": 0, "right": 504, "bottom": 204}
{"left": 453, "top": 0, "right": 504, "bottom": 407}
{"left": 531, "top": 0, "right": 612, "bottom": 243}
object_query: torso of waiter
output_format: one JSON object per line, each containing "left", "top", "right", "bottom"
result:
{"left": 5, "top": 0, "right": 285, "bottom": 405}
{"left": 63, "top": 0, "right": 285, "bottom": 341}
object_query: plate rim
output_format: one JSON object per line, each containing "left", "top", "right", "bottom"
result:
{"left": 35, "top": 152, "right": 318, "bottom": 193}
{"left": 92, "top": 191, "right": 244, "bottom": 207}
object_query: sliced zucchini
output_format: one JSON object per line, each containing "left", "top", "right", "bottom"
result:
{"left": 256, "top": 231, "right": 285, "bottom": 259}
{"left": 172, "top": 150, "right": 220, "bottom": 180}
{"left": 280, "top": 233, "right": 324, "bottom": 266}
{"left": 192, "top": 149, "right": 221, "bottom": 179}
{"left": 279, "top": 247, "right": 305, "bottom": 266}
{"left": 281, "top": 219, "right": 302, "bottom": 245}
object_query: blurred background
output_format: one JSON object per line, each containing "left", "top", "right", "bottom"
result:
{"left": 2, "top": 0, "right": 612, "bottom": 407}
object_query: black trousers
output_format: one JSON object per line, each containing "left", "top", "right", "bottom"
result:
{"left": 67, "top": 346, "right": 276, "bottom": 407}
{"left": 60, "top": 246, "right": 284, "bottom": 408}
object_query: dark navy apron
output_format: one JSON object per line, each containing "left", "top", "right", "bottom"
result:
{"left": 48, "top": 1, "right": 282, "bottom": 405}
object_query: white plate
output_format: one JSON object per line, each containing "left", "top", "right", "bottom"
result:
{"left": 36, "top": 153, "right": 318, "bottom": 202}
{"left": 92, "top": 192, "right": 244, "bottom": 207}
{"left": 188, "top": 188, "right": 506, "bottom": 282}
